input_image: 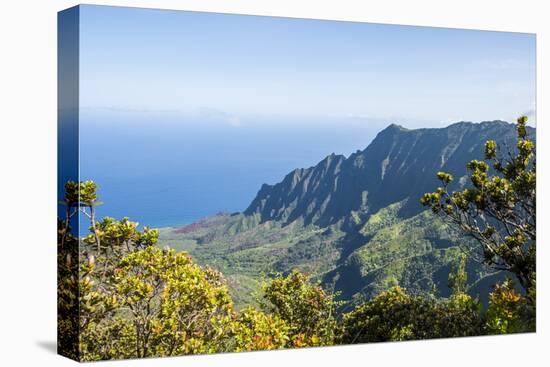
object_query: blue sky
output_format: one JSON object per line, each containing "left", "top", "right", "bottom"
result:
{"left": 79, "top": 4, "right": 536, "bottom": 128}
{"left": 70, "top": 5, "right": 537, "bottom": 227}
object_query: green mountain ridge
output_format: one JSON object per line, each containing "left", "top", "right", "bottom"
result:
{"left": 158, "top": 120, "right": 534, "bottom": 309}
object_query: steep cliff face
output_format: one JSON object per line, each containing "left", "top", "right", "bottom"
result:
{"left": 245, "top": 121, "right": 532, "bottom": 226}
{"left": 164, "top": 120, "right": 535, "bottom": 309}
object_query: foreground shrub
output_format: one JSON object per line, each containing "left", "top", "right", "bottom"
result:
{"left": 486, "top": 278, "right": 535, "bottom": 334}
{"left": 262, "top": 270, "right": 341, "bottom": 347}
{"left": 340, "top": 286, "right": 484, "bottom": 343}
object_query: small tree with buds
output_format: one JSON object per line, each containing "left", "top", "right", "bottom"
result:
{"left": 421, "top": 116, "right": 535, "bottom": 301}
{"left": 59, "top": 181, "right": 102, "bottom": 250}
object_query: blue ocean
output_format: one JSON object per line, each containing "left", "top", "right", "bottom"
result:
{"left": 79, "top": 112, "right": 382, "bottom": 229}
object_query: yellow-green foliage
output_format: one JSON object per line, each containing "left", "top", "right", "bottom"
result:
{"left": 62, "top": 180, "right": 97, "bottom": 206}
{"left": 80, "top": 317, "right": 136, "bottom": 361}
{"left": 114, "top": 247, "right": 233, "bottom": 357}
{"left": 83, "top": 216, "right": 159, "bottom": 252}
{"left": 340, "top": 286, "right": 484, "bottom": 343}
{"left": 422, "top": 116, "right": 536, "bottom": 294}
{"left": 227, "top": 307, "right": 290, "bottom": 351}
{"left": 76, "top": 245, "right": 296, "bottom": 360}
{"left": 57, "top": 181, "right": 296, "bottom": 361}
{"left": 262, "top": 270, "right": 342, "bottom": 347}
{"left": 486, "top": 278, "right": 534, "bottom": 334}
{"left": 57, "top": 230, "right": 79, "bottom": 359}
{"left": 448, "top": 254, "right": 468, "bottom": 294}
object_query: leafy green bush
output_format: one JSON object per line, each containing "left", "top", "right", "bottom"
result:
{"left": 262, "top": 270, "right": 342, "bottom": 347}
{"left": 421, "top": 116, "right": 535, "bottom": 296}
{"left": 340, "top": 286, "right": 483, "bottom": 343}
{"left": 486, "top": 278, "right": 535, "bottom": 334}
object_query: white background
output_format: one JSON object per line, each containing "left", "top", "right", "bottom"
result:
{"left": 0, "top": 0, "right": 548, "bottom": 365}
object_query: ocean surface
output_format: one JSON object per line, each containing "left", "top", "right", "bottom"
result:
{"left": 78, "top": 113, "right": 382, "bottom": 229}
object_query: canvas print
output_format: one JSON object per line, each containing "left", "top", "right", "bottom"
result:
{"left": 57, "top": 4, "right": 536, "bottom": 362}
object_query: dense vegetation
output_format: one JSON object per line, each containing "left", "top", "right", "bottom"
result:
{"left": 58, "top": 207, "right": 339, "bottom": 360}
{"left": 159, "top": 120, "right": 533, "bottom": 309}
{"left": 421, "top": 116, "right": 536, "bottom": 328}
{"left": 58, "top": 118, "right": 535, "bottom": 361}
